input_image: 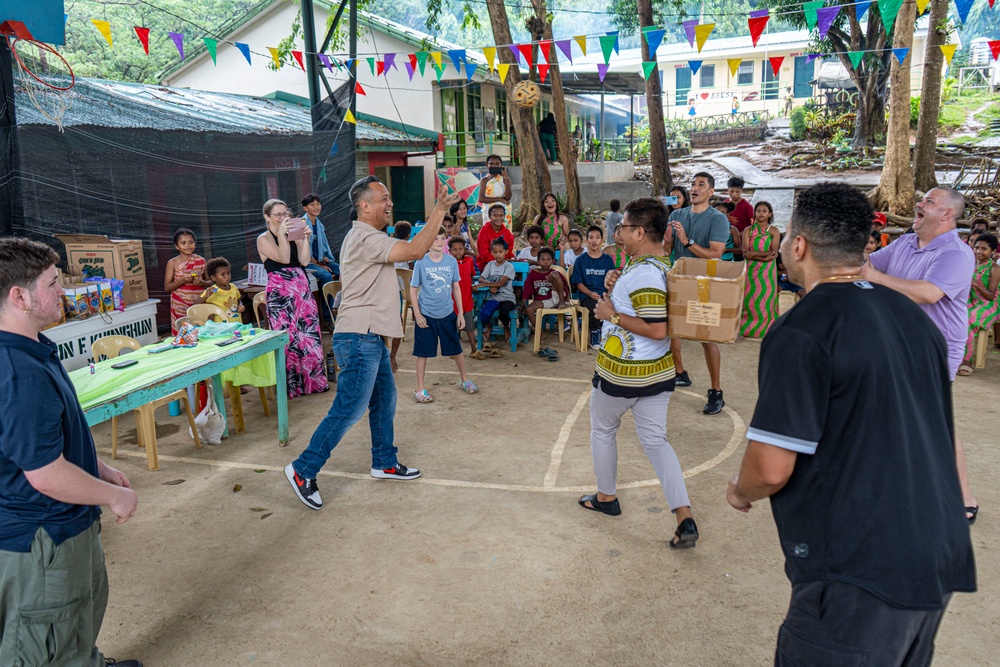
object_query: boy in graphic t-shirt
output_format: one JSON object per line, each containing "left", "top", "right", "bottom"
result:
{"left": 521, "top": 247, "right": 568, "bottom": 333}
{"left": 195, "top": 257, "right": 244, "bottom": 323}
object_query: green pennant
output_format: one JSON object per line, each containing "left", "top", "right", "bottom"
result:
{"left": 203, "top": 38, "right": 218, "bottom": 65}
{"left": 642, "top": 61, "right": 657, "bottom": 80}
{"left": 433, "top": 62, "right": 445, "bottom": 82}
{"left": 803, "top": 0, "right": 824, "bottom": 30}
{"left": 599, "top": 34, "right": 617, "bottom": 65}
{"left": 367, "top": 57, "right": 376, "bottom": 75}
{"left": 416, "top": 51, "right": 428, "bottom": 76}
{"left": 848, "top": 50, "right": 864, "bottom": 69}
{"left": 318, "top": 167, "right": 327, "bottom": 184}
{"left": 877, "top": 0, "right": 904, "bottom": 32}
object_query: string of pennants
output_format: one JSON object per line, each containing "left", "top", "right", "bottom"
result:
{"left": 84, "top": 0, "right": 988, "bottom": 92}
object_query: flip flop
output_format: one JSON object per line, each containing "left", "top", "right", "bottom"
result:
{"left": 578, "top": 493, "right": 622, "bottom": 516}
{"left": 669, "top": 518, "right": 699, "bottom": 549}
{"left": 489, "top": 348, "right": 502, "bottom": 358}
{"left": 470, "top": 350, "right": 488, "bottom": 360}
{"left": 967, "top": 506, "right": 979, "bottom": 525}
{"left": 957, "top": 364, "right": 974, "bottom": 376}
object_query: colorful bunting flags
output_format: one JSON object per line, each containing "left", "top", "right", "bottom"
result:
{"left": 376, "top": 60, "right": 385, "bottom": 76}
{"left": 517, "top": 44, "right": 534, "bottom": 69}
{"left": 688, "top": 60, "right": 702, "bottom": 75}
{"left": 448, "top": 49, "right": 465, "bottom": 72}
{"left": 607, "top": 31, "right": 620, "bottom": 54}
{"left": 599, "top": 35, "right": 617, "bottom": 64}
{"left": 816, "top": 7, "right": 840, "bottom": 39}
{"left": 355, "top": 81, "right": 366, "bottom": 95}
{"left": 203, "top": 37, "right": 217, "bottom": 64}
{"left": 574, "top": 35, "right": 587, "bottom": 56}
{"left": 768, "top": 56, "right": 784, "bottom": 75}
{"left": 432, "top": 62, "right": 445, "bottom": 82}
{"left": 91, "top": 19, "right": 112, "bottom": 47}
{"left": 597, "top": 63, "right": 608, "bottom": 82}
{"left": 803, "top": 0, "right": 824, "bottom": 30}
{"left": 430, "top": 51, "right": 443, "bottom": 69}
{"left": 989, "top": 40, "right": 1000, "bottom": 61}
{"left": 344, "top": 109, "right": 357, "bottom": 125}
{"left": 682, "top": 20, "right": 698, "bottom": 48}
{"left": 954, "top": 0, "right": 974, "bottom": 23}
{"left": 416, "top": 51, "right": 428, "bottom": 76}
{"left": 538, "top": 63, "right": 550, "bottom": 83}
{"left": 877, "top": 0, "right": 904, "bottom": 32}
{"left": 748, "top": 16, "right": 769, "bottom": 48}
{"left": 891, "top": 47, "right": 909, "bottom": 64}
{"left": 167, "top": 32, "right": 184, "bottom": 60}
{"left": 694, "top": 23, "right": 715, "bottom": 53}
{"left": 483, "top": 46, "right": 497, "bottom": 72}
{"left": 848, "top": 51, "right": 864, "bottom": 69}
{"left": 727, "top": 58, "right": 742, "bottom": 76}
{"left": 235, "top": 42, "right": 251, "bottom": 65}
{"left": 405, "top": 61, "right": 415, "bottom": 80}
{"left": 509, "top": 44, "right": 521, "bottom": 64}
{"left": 855, "top": 0, "right": 872, "bottom": 19}
{"left": 465, "top": 62, "right": 477, "bottom": 81}
{"left": 539, "top": 40, "right": 552, "bottom": 63}
{"left": 134, "top": 26, "right": 150, "bottom": 54}
{"left": 915, "top": 0, "right": 930, "bottom": 12}
{"left": 556, "top": 40, "right": 573, "bottom": 63}
{"left": 384, "top": 53, "right": 396, "bottom": 71}
{"left": 292, "top": 50, "right": 304, "bottom": 70}
{"left": 366, "top": 57, "right": 375, "bottom": 75}
{"left": 498, "top": 63, "right": 510, "bottom": 83}
{"left": 642, "top": 61, "right": 657, "bottom": 80}
{"left": 318, "top": 53, "right": 333, "bottom": 72}
{"left": 267, "top": 47, "right": 281, "bottom": 69}
{"left": 749, "top": 9, "right": 769, "bottom": 17}
{"left": 645, "top": 29, "right": 665, "bottom": 58}
{"left": 940, "top": 43, "right": 957, "bottom": 65}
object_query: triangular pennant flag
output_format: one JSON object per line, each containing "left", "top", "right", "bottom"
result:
{"left": 345, "top": 58, "right": 355, "bottom": 73}
{"left": 877, "top": 0, "right": 904, "bottom": 32}
{"left": 509, "top": 44, "right": 521, "bottom": 63}
{"left": 268, "top": 47, "right": 282, "bottom": 69}
{"left": 574, "top": 35, "right": 588, "bottom": 56}
{"left": 366, "top": 57, "right": 375, "bottom": 75}
{"left": 940, "top": 43, "right": 957, "bottom": 64}
{"left": 318, "top": 167, "right": 327, "bottom": 184}
{"left": 430, "top": 52, "right": 443, "bottom": 68}
{"left": 408, "top": 53, "right": 417, "bottom": 70}
{"left": 645, "top": 29, "right": 665, "bottom": 58}
{"left": 498, "top": 63, "right": 510, "bottom": 83}
{"left": 517, "top": 44, "right": 534, "bottom": 69}
{"left": 806, "top": 53, "right": 821, "bottom": 62}
{"left": 465, "top": 62, "right": 477, "bottom": 81}
{"left": 292, "top": 50, "right": 305, "bottom": 70}
{"left": 803, "top": 0, "right": 823, "bottom": 30}
{"left": 748, "top": 16, "right": 769, "bottom": 48}
{"left": 405, "top": 61, "right": 415, "bottom": 80}
{"left": 688, "top": 60, "right": 702, "bottom": 75}
{"left": 539, "top": 40, "right": 553, "bottom": 63}
{"left": 330, "top": 142, "right": 338, "bottom": 156}
{"left": 434, "top": 63, "right": 447, "bottom": 82}
{"left": 91, "top": 19, "right": 112, "bottom": 47}
{"left": 750, "top": 8, "right": 769, "bottom": 17}
{"left": 448, "top": 49, "right": 465, "bottom": 72}
{"left": 727, "top": 58, "right": 742, "bottom": 76}
{"left": 848, "top": 51, "right": 864, "bottom": 69}
{"left": 384, "top": 53, "right": 396, "bottom": 71}
{"left": 892, "top": 47, "right": 909, "bottom": 64}
{"left": 376, "top": 60, "right": 385, "bottom": 76}
{"left": 168, "top": 32, "right": 184, "bottom": 60}
{"left": 915, "top": 0, "right": 930, "bottom": 12}
{"left": 768, "top": 56, "right": 784, "bottom": 75}
{"left": 607, "top": 31, "right": 620, "bottom": 54}
{"left": 990, "top": 0, "right": 996, "bottom": 8}
{"left": 694, "top": 23, "right": 715, "bottom": 53}
{"left": 682, "top": 20, "right": 698, "bottom": 48}
{"left": 989, "top": 40, "right": 1000, "bottom": 61}
{"left": 483, "top": 46, "right": 497, "bottom": 72}
{"left": 134, "top": 27, "right": 150, "bottom": 54}
{"left": 954, "top": 0, "right": 974, "bottom": 23}
{"left": 856, "top": 0, "right": 872, "bottom": 19}
{"left": 355, "top": 81, "right": 366, "bottom": 95}
{"left": 416, "top": 52, "right": 428, "bottom": 76}
{"left": 556, "top": 40, "right": 573, "bottom": 63}
{"left": 235, "top": 42, "right": 251, "bottom": 65}
{"left": 642, "top": 61, "right": 657, "bottom": 80}
{"left": 599, "top": 34, "right": 617, "bottom": 64}
{"left": 318, "top": 53, "right": 334, "bottom": 72}
{"left": 816, "top": 7, "right": 840, "bottom": 39}
{"left": 538, "top": 63, "right": 550, "bottom": 83}
{"left": 597, "top": 63, "right": 609, "bottom": 82}
{"left": 344, "top": 109, "right": 357, "bottom": 125}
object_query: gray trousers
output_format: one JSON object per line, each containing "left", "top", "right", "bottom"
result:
{"left": 590, "top": 386, "right": 691, "bottom": 511}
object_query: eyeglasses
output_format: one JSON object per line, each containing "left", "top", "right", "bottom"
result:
{"left": 270, "top": 211, "right": 290, "bottom": 219}
{"left": 619, "top": 224, "right": 644, "bottom": 231}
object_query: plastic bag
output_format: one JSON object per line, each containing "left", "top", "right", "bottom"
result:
{"left": 109, "top": 279, "right": 126, "bottom": 311}
{"left": 189, "top": 383, "right": 225, "bottom": 445}
{"left": 172, "top": 322, "right": 199, "bottom": 348}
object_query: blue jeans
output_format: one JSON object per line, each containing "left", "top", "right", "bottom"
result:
{"left": 307, "top": 262, "right": 339, "bottom": 283}
{"left": 293, "top": 333, "right": 398, "bottom": 478}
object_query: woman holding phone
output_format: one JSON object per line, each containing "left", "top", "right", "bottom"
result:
{"left": 257, "top": 199, "right": 328, "bottom": 398}
{"left": 478, "top": 154, "right": 513, "bottom": 230}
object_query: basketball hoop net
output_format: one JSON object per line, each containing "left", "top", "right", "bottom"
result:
{"left": 7, "top": 36, "right": 75, "bottom": 131}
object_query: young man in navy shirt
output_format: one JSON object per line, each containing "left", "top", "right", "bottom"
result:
{"left": 572, "top": 225, "right": 616, "bottom": 349}
{"left": 0, "top": 238, "right": 141, "bottom": 667}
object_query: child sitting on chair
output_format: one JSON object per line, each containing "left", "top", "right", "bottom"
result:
{"left": 194, "top": 257, "right": 244, "bottom": 323}
{"left": 516, "top": 225, "right": 545, "bottom": 266}
{"left": 393, "top": 221, "right": 413, "bottom": 269}
{"left": 559, "top": 228, "right": 584, "bottom": 269}
{"left": 474, "top": 238, "right": 517, "bottom": 358}
{"left": 522, "top": 247, "right": 568, "bottom": 334}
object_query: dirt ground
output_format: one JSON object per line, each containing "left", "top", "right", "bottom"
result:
{"left": 91, "top": 297, "right": 997, "bottom": 666}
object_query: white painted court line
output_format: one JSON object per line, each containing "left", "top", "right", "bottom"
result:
{"left": 542, "top": 389, "right": 592, "bottom": 489}
{"left": 395, "top": 368, "right": 591, "bottom": 385}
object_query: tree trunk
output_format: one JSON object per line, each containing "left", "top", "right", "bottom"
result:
{"left": 873, "top": 0, "right": 916, "bottom": 214}
{"left": 913, "top": 0, "right": 948, "bottom": 191}
{"left": 637, "top": 0, "right": 673, "bottom": 195}
{"left": 486, "top": 0, "right": 551, "bottom": 228}
{"left": 855, "top": 77, "right": 888, "bottom": 148}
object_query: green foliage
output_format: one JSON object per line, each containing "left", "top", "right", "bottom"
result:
{"left": 941, "top": 77, "right": 959, "bottom": 104}
{"left": 803, "top": 111, "right": 856, "bottom": 147}
{"left": 790, "top": 107, "right": 807, "bottom": 140}
{"left": 937, "top": 104, "right": 965, "bottom": 132}
{"left": 910, "top": 96, "right": 920, "bottom": 130}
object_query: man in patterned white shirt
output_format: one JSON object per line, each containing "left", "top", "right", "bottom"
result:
{"left": 578, "top": 198, "right": 699, "bottom": 549}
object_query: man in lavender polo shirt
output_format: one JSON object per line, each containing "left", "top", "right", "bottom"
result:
{"left": 862, "top": 187, "right": 978, "bottom": 522}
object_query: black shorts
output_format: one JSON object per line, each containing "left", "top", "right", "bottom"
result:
{"left": 413, "top": 312, "right": 463, "bottom": 358}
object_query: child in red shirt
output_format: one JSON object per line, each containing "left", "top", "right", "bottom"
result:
{"left": 521, "top": 247, "right": 568, "bottom": 333}
{"left": 450, "top": 236, "right": 477, "bottom": 356}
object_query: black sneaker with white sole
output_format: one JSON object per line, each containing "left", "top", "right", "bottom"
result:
{"left": 703, "top": 389, "right": 725, "bottom": 415}
{"left": 284, "top": 463, "right": 323, "bottom": 510}
{"left": 370, "top": 463, "right": 421, "bottom": 480}
{"left": 674, "top": 370, "right": 692, "bottom": 387}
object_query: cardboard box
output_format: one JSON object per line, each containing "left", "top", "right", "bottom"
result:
{"left": 55, "top": 235, "right": 148, "bottom": 305}
{"left": 667, "top": 258, "right": 746, "bottom": 344}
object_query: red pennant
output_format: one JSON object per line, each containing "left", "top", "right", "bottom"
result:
{"left": 768, "top": 56, "right": 784, "bottom": 76}
{"left": 134, "top": 26, "right": 150, "bottom": 54}
{"left": 539, "top": 40, "right": 553, "bottom": 63}
{"left": 990, "top": 40, "right": 1000, "bottom": 60}
{"left": 538, "top": 64, "right": 550, "bottom": 83}
{"left": 517, "top": 44, "right": 534, "bottom": 69}
{"left": 408, "top": 53, "right": 417, "bottom": 70}
{"left": 292, "top": 50, "right": 305, "bottom": 70}
{"left": 991, "top": 0, "right": 996, "bottom": 7}
{"left": 376, "top": 60, "right": 385, "bottom": 76}
{"left": 748, "top": 16, "right": 769, "bottom": 48}
{"left": 355, "top": 82, "right": 366, "bottom": 95}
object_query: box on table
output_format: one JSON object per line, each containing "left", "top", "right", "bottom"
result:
{"left": 55, "top": 234, "right": 148, "bottom": 305}
{"left": 667, "top": 258, "right": 746, "bottom": 344}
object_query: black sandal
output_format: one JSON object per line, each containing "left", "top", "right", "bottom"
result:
{"left": 578, "top": 493, "right": 621, "bottom": 516}
{"left": 669, "top": 518, "right": 699, "bottom": 549}
{"left": 967, "top": 506, "right": 979, "bottom": 525}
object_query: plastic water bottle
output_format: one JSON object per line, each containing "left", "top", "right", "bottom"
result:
{"left": 326, "top": 350, "right": 337, "bottom": 383}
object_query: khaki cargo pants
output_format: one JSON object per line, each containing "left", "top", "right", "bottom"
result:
{"left": 0, "top": 520, "right": 108, "bottom": 667}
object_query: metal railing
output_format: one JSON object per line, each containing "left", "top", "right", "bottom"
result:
{"left": 439, "top": 130, "right": 514, "bottom": 166}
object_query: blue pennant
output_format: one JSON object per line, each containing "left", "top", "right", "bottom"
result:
{"left": 645, "top": 29, "right": 665, "bottom": 58}
{"left": 892, "top": 47, "right": 909, "bottom": 64}
{"left": 954, "top": 0, "right": 974, "bottom": 23}
{"left": 447, "top": 49, "right": 466, "bottom": 72}
{"left": 855, "top": 0, "right": 872, "bottom": 19}
{"left": 688, "top": 60, "right": 702, "bottom": 75}
{"left": 330, "top": 142, "right": 338, "bottom": 156}
{"left": 465, "top": 62, "right": 477, "bottom": 81}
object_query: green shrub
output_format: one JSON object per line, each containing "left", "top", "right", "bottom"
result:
{"left": 790, "top": 107, "right": 807, "bottom": 140}
{"left": 910, "top": 97, "right": 920, "bottom": 129}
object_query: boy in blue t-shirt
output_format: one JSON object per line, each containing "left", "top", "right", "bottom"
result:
{"left": 410, "top": 227, "right": 479, "bottom": 403}
{"left": 573, "top": 225, "right": 617, "bottom": 349}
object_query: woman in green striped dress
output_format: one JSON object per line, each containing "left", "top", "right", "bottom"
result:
{"left": 739, "top": 201, "right": 781, "bottom": 338}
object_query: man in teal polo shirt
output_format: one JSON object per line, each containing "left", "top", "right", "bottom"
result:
{"left": 0, "top": 238, "right": 141, "bottom": 667}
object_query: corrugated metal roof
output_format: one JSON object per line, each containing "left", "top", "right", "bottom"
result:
{"left": 14, "top": 75, "right": 433, "bottom": 147}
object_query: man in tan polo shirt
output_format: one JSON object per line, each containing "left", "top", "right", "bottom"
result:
{"left": 284, "top": 176, "right": 458, "bottom": 510}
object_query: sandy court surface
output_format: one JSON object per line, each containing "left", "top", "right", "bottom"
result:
{"left": 90, "top": 307, "right": 997, "bottom": 666}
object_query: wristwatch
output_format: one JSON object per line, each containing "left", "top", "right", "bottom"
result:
{"left": 684, "top": 240, "right": 694, "bottom": 248}
{"left": 610, "top": 312, "right": 621, "bottom": 326}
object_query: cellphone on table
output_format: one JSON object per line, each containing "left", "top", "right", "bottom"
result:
{"left": 111, "top": 359, "right": 139, "bottom": 369}
{"left": 286, "top": 217, "right": 307, "bottom": 241}
{"left": 146, "top": 345, "right": 173, "bottom": 354}
{"left": 662, "top": 195, "right": 679, "bottom": 206}
{"left": 216, "top": 338, "right": 241, "bottom": 347}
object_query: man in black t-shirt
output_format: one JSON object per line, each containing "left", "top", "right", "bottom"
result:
{"left": 726, "top": 183, "right": 975, "bottom": 666}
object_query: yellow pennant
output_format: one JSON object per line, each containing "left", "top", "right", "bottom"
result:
{"left": 916, "top": 0, "right": 931, "bottom": 13}
{"left": 344, "top": 109, "right": 357, "bottom": 125}
{"left": 431, "top": 51, "right": 443, "bottom": 68}
{"left": 91, "top": 19, "right": 113, "bottom": 47}
{"left": 574, "top": 35, "right": 588, "bottom": 56}
{"left": 498, "top": 63, "right": 510, "bottom": 83}
{"left": 940, "top": 43, "right": 957, "bottom": 65}
{"left": 268, "top": 47, "right": 282, "bottom": 69}
{"left": 695, "top": 23, "right": 715, "bottom": 53}
{"left": 483, "top": 46, "right": 497, "bottom": 73}
{"left": 728, "top": 58, "right": 742, "bottom": 77}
